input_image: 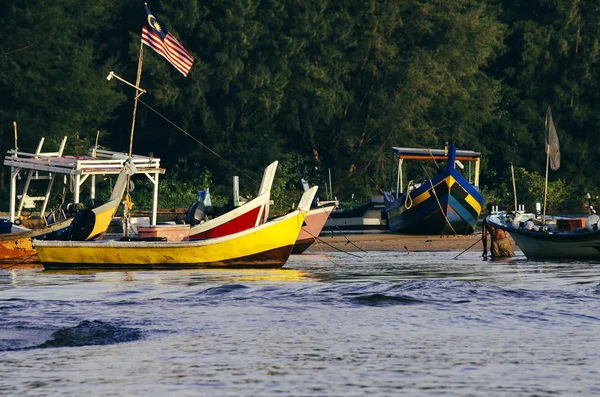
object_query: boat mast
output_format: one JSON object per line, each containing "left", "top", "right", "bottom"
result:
{"left": 542, "top": 106, "right": 555, "bottom": 225}
{"left": 110, "top": 41, "right": 146, "bottom": 236}
{"left": 129, "top": 43, "right": 144, "bottom": 158}
{"left": 510, "top": 162, "right": 518, "bottom": 214}
{"left": 328, "top": 168, "right": 333, "bottom": 200}
{"left": 542, "top": 142, "right": 550, "bottom": 225}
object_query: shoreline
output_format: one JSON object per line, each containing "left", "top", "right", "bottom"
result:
{"left": 307, "top": 232, "right": 517, "bottom": 253}
{"left": 0, "top": 232, "right": 516, "bottom": 270}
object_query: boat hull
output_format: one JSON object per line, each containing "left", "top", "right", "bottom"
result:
{"left": 385, "top": 170, "right": 483, "bottom": 235}
{"left": 487, "top": 216, "right": 600, "bottom": 260}
{"left": 292, "top": 202, "right": 336, "bottom": 254}
{"left": 0, "top": 169, "right": 126, "bottom": 264}
{"left": 0, "top": 235, "right": 36, "bottom": 261}
{"left": 40, "top": 245, "right": 295, "bottom": 270}
{"left": 510, "top": 232, "right": 600, "bottom": 260}
{"left": 0, "top": 221, "right": 73, "bottom": 263}
{"left": 34, "top": 199, "right": 311, "bottom": 270}
{"left": 322, "top": 197, "right": 388, "bottom": 232}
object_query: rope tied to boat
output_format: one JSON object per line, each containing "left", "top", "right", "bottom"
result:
{"left": 428, "top": 149, "right": 440, "bottom": 170}
{"left": 421, "top": 165, "right": 458, "bottom": 236}
{"left": 404, "top": 180, "right": 414, "bottom": 210}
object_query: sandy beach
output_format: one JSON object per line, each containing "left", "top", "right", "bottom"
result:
{"left": 307, "top": 232, "right": 517, "bottom": 254}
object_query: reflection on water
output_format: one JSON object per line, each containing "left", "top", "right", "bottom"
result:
{"left": 1, "top": 268, "right": 314, "bottom": 291}
{"left": 1, "top": 250, "right": 600, "bottom": 396}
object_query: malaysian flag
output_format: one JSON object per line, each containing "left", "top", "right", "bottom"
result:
{"left": 141, "top": 4, "right": 194, "bottom": 77}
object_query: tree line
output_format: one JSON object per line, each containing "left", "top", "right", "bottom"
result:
{"left": 2, "top": 0, "right": 599, "bottom": 213}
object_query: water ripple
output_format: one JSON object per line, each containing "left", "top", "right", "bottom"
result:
{"left": 2, "top": 251, "right": 600, "bottom": 396}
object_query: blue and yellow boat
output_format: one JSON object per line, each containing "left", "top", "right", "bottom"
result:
{"left": 383, "top": 144, "right": 485, "bottom": 235}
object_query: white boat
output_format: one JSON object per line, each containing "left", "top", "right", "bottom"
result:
{"left": 486, "top": 213, "right": 600, "bottom": 260}
{"left": 322, "top": 196, "right": 388, "bottom": 233}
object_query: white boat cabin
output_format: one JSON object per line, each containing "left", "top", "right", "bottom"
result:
{"left": 3, "top": 136, "right": 165, "bottom": 225}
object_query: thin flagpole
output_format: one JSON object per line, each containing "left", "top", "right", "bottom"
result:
{"left": 129, "top": 42, "right": 144, "bottom": 157}
{"left": 510, "top": 162, "right": 518, "bottom": 214}
{"left": 124, "top": 41, "right": 145, "bottom": 236}
{"left": 542, "top": 143, "right": 550, "bottom": 225}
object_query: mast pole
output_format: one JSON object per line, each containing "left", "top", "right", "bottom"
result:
{"left": 542, "top": 144, "right": 550, "bottom": 225}
{"left": 13, "top": 121, "right": 18, "bottom": 157}
{"left": 124, "top": 41, "right": 145, "bottom": 236}
{"left": 129, "top": 41, "right": 144, "bottom": 157}
{"left": 328, "top": 168, "right": 333, "bottom": 201}
{"left": 510, "top": 162, "right": 518, "bottom": 214}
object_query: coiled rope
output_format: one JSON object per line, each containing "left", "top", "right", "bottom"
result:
{"left": 404, "top": 180, "right": 414, "bottom": 210}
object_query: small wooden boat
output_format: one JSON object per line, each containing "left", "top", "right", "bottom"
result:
{"left": 384, "top": 144, "right": 485, "bottom": 235}
{"left": 292, "top": 200, "right": 337, "bottom": 254}
{"left": 188, "top": 161, "right": 277, "bottom": 239}
{"left": 486, "top": 213, "right": 600, "bottom": 260}
{"left": 0, "top": 169, "right": 129, "bottom": 264}
{"left": 322, "top": 196, "right": 388, "bottom": 233}
{"left": 0, "top": 220, "right": 73, "bottom": 264}
{"left": 33, "top": 187, "right": 318, "bottom": 270}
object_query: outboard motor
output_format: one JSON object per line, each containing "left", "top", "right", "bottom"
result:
{"left": 585, "top": 214, "right": 600, "bottom": 232}
{"left": 66, "top": 208, "right": 96, "bottom": 240}
{"left": 184, "top": 188, "right": 214, "bottom": 225}
{"left": 183, "top": 201, "right": 206, "bottom": 226}
{"left": 40, "top": 208, "right": 96, "bottom": 241}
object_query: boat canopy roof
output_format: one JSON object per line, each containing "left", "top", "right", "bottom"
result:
{"left": 391, "top": 147, "right": 481, "bottom": 162}
{"left": 3, "top": 136, "right": 165, "bottom": 224}
{"left": 4, "top": 147, "right": 164, "bottom": 175}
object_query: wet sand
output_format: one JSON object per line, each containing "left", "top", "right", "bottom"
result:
{"left": 308, "top": 232, "right": 517, "bottom": 253}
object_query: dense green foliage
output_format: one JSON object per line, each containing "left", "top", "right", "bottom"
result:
{"left": 1, "top": 0, "right": 599, "bottom": 212}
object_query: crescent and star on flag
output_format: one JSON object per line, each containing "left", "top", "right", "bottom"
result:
{"left": 147, "top": 14, "right": 161, "bottom": 32}
{"left": 142, "top": 3, "right": 194, "bottom": 76}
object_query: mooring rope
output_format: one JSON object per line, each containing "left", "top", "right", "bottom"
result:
{"left": 421, "top": 165, "right": 457, "bottom": 236}
{"left": 138, "top": 99, "right": 260, "bottom": 186}
{"left": 404, "top": 180, "right": 414, "bottom": 210}
{"left": 304, "top": 206, "right": 363, "bottom": 260}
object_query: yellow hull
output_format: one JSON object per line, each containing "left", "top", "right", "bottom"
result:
{"left": 0, "top": 219, "right": 73, "bottom": 262}
{"left": 0, "top": 236, "right": 36, "bottom": 261}
{"left": 0, "top": 194, "right": 120, "bottom": 264}
{"left": 34, "top": 209, "right": 306, "bottom": 270}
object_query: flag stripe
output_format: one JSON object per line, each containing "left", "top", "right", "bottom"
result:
{"left": 141, "top": 27, "right": 191, "bottom": 75}
{"left": 165, "top": 34, "right": 194, "bottom": 63}
{"left": 141, "top": 26, "right": 193, "bottom": 76}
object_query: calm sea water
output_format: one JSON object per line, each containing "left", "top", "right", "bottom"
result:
{"left": 2, "top": 250, "right": 600, "bottom": 396}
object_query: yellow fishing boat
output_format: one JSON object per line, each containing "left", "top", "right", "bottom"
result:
{"left": 0, "top": 167, "right": 130, "bottom": 265}
{"left": 2, "top": 131, "right": 164, "bottom": 264}
{"left": 34, "top": 187, "right": 318, "bottom": 270}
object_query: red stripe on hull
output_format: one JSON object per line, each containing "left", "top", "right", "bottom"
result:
{"left": 190, "top": 207, "right": 263, "bottom": 239}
